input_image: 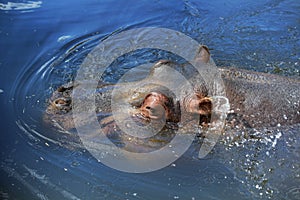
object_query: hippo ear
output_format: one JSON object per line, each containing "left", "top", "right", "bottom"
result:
{"left": 194, "top": 45, "right": 210, "bottom": 63}
{"left": 186, "top": 95, "right": 212, "bottom": 115}
{"left": 198, "top": 97, "right": 212, "bottom": 115}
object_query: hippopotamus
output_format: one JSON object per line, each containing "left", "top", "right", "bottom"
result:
{"left": 44, "top": 46, "right": 300, "bottom": 151}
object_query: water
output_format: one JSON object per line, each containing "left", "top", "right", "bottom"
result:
{"left": 0, "top": 0, "right": 299, "bottom": 199}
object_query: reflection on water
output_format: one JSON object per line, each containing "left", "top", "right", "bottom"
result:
{"left": 1, "top": 0, "right": 299, "bottom": 199}
{"left": 0, "top": 1, "right": 42, "bottom": 11}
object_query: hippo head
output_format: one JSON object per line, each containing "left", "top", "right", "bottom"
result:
{"left": 45, "top": 45, "right": 213, "bottom": 133}
{"left": 133, "top": 45, "right": 213, "bottom": 126}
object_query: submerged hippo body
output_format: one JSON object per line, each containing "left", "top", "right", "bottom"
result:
{"left": 44, "top": 46, "right": 300, "bottom": 150}
{"left": 221, "top": 67, "right": 300, "bottom": 127}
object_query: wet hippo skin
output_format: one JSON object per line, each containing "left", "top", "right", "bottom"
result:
{"left": 221, "top": 67, "right": 300, "bottom": 127}
{"left": 44, "top": 46, "right": 300, "bottom": 137}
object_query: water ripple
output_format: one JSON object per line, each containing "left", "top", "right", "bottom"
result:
{"left": 10, "top": 32, "right": 104, "bottom": 149}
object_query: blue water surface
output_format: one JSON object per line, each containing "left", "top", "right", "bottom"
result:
{"left": 0, "top": 0, "right": 299, "bottom": 199}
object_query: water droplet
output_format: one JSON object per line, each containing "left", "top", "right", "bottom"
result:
{"left": 57, "top": 35, "right": 72, "bottom": 42}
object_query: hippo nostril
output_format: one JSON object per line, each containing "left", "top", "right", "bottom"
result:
{"left": 145, "top": 106, "right": 159, "bottom": 115}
